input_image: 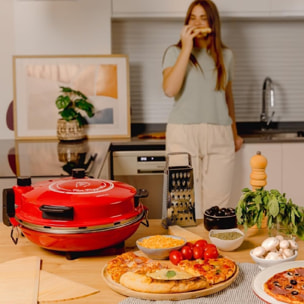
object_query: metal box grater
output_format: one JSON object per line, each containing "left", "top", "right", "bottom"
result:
{"left": 162, "top": 152, "right": 196, "bottom": 228}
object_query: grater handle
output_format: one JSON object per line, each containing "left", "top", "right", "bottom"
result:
{"left": 165, "top": 152, "right": 192, "bottom": 168}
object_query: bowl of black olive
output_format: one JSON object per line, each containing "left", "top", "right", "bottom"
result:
{"left": 203, "top": 206, "right": 237, "bottom": 231}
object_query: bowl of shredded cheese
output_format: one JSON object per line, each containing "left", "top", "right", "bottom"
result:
{"left": 136, "top": 235, "right": 186, "bottom": 260}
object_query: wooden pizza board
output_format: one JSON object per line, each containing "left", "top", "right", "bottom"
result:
{"left": 0, "top": 256, "right": 41, "bottom": 304}
{"left": 0, "top": 256, "right": 99, "bottom": 303}
{"left": 38, "top": 270, "right": 99, "bottom": 302}
{"left": 102, "top": 264, "right": 239, "bottom": 301}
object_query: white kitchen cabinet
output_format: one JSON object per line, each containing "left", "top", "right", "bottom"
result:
{"left": 270, "top": 0, "right": 304, "bottom": 17}
{"left": 231, "top": 142, "right": 304, "bottom": 208}
{"left": 230, "top": 143, "right": 282, "bottom": 206}
{"left": 14, "top": 0, "right": 112, "bottom": 55}
{"left": 112, "top": 0, "right": 191, "bottom": 18}
{"left": 214, "top": 0, "right": 270, "bottom": 17}
{"left": 112, "top": 0, "right": 304, "bottom": 18}
{"left": 281, "top": 143, "right": 304, "bottom": 207}
{"left": 112, "top": 0, "right": 271, "bottom": 18}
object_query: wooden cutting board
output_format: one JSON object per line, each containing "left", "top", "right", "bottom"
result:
{"left": 0, "top": 256, "right": 99, "bottom": 303}
{"left": 168, "top": 225, "right": 203, "bottom": 243}
{"left": 38, "top": 270, "right": 99, "bottom": 302}
{"left": 0, "top": 256, "right": 41, "bottom": 304}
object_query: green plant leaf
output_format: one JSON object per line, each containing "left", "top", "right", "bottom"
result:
{"left": 76, "top": 114, "right": 87, "bottom": 127}
{"left": 60, "top": 86, "right": 73, "bottom": 93}
{"left": 268, "top": 197, "right": 279, "bottom": 217}
{"left": 56, "top": 95, "right": 71, "bottom": 110}
{"left": 60, "top": 108, "right": 78, "bottom": 121}
{"left": 56, "top": 86, "right": 95, "bottom": 123}
{"left": 75, "top": 99, "right": 95, "bottom": 117}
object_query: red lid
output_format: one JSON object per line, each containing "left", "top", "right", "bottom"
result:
{"left": 14, "top": 177, "right": 141, "bottom": 228}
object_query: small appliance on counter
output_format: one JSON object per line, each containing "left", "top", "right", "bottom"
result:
{"left": 162, "top": 152, "right": 196, "bottom": 228}
{"left": 2, "top": 169, "right": 149, "bottom": 259}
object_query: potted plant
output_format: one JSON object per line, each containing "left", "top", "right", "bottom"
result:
{"left": 55, "top": 86, "right": 95, "bottom": 141}
{"left": 236, "top": 187, "right": 304, "bottom": 240}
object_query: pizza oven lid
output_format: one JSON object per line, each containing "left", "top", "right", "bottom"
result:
{"left": 13, "top": 170, "right": 146, "bottom": 229}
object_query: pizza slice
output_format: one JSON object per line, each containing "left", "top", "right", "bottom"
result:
{"left": 178, "top": 257, "right": 236, "bottom": 285}
{"left": 106, "top": 252, "right": 166, "bottom": 283}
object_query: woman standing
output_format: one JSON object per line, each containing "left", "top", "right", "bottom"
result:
{"left": 162, "top": 0, "right": 243, "bottom": 218}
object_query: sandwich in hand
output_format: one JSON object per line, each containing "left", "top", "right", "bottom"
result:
{"left": 193, "top": 27, "right": 212, "bottom": 36}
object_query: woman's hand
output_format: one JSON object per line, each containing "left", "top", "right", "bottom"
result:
{"left": 162, "top": 25, "right": 196, "bottom": 97}
{"left": 180, "top": 25, "right": 196, "bottom": 52}
{"left": 234, "top": 135, "right": 244, "bottom": 152}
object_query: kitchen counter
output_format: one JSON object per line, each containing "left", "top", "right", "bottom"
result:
{"left": 1, "top": 220, "right": 303, "bottom": 304}
{"left": 0, "top": 139, "right": 112, "bottom": 179}
{"left": 1, "top": 126, "right": 304, "bottom": 179}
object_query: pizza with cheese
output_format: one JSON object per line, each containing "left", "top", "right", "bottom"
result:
{"left": 105, "top": 252, "right": 236, "bottom": 294}
{"left": 264, "top": 267, "right": 304, "bottom": 304}
{"left": 178, "top": 257, "right": 236, "bottom": 285}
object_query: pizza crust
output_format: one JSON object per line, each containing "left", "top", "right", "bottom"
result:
{"left": 120, "top": 272, "right": 209, "bottom": 294}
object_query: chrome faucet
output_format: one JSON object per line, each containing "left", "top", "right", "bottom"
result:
{"left": 260, "top": 77, "right": 275, "bottom": 127}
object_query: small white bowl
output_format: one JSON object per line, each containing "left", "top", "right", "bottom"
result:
{"left": 250, "top": 249, "right": 298, "bottom": 270}
{"left": 136, "top": 235, "right": 186, "bottom": 260}
{"left": 209, "top": 228, "right": 245, "bottom": 251}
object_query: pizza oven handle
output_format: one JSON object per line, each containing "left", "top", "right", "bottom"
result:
{"left": 134, "top": 189, "right": 149, "bottom": 207}
{"left": 2, "top": 188, "right": 15, "bottom": 226}
{"left": 39, "top": 205, "right": 74, "bottom": 221}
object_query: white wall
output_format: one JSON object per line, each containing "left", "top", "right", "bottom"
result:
{"left": 112, "top": 19, "right": 304, "bottom": 124}
{"left": 0, "top": 0, "right": 112, "bottom": 140}
{"left": 0, "top": 1, "right": 14, "bottom": 139}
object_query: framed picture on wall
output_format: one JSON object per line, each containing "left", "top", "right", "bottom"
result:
{"left": 13, "top": 54, "right": 130, "bottom": 139}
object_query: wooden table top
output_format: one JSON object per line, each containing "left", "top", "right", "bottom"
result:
{"left": 0, "top": 220, "right": 303, "bottom": 304}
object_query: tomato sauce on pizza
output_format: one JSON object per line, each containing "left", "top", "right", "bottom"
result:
{"left": 176, "top": 257, "right": 236, "bottom": 284}
{"left": 264, "top": 267, "right": 304, "bottom": 304}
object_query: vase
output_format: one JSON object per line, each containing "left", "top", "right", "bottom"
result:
{"left": 57, "top": 119, "right": 86, "bottom": 141}
{"left": 269, "top": 222, "right": 295, "bottom": 240}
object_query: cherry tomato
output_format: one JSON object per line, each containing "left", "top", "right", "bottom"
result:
{"left": 180, "top": 245, "right": 193, "bottom": 260}
{"left": 204, "top": 243, "right": 217, "bottom": 252}
{"left": 192, "top": 246, "right": 204, "bottom": 259}
{"left": 185, "top": 242, "right": 194, "bottom": 251}
{"left": 204, "top": 246, "right": 219, "bottom": 260}
{"left": 169, "top": 250, "right": 183, "bottom": 265}
{"left": 194, "top": 239, "right": 208, "bottom": 251}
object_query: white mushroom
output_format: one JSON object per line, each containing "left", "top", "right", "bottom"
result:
{"left": 265, "top": 251, "right": 283, "bottom": 260}
{"left": 252, "top": 246, "right": 266, "bottom": 258}
{"left": 275, "top": 235, "right": 285, "bottom": 242}
{"left": 289, "top": 239, "right": 299, "bottom": 250}
{"left": 282, "top": 248, "right": 295, "bottom": 258}
{"left": 279, "top": 239, "right": 290, "bottom": 250}
{"left": 262, "top": 237, "right": 280, "bottom": 252}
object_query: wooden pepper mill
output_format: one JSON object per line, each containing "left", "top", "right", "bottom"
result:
{"left": 250, "top": 151, "right": 267, "bottom": 190}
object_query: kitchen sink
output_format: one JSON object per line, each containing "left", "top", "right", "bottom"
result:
{"left": 271, "top": 132, "right": 302, "bottom": 140}
{"left": 242, "top": 131, "right": 304, "bottom": 142}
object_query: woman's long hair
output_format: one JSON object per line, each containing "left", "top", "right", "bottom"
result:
{"left": 176, "top": 0, "right": 227, "bottom": 91}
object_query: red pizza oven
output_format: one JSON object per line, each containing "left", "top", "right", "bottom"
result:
{"left": 3, "top": 169, "right": 149, "bottom": 253}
